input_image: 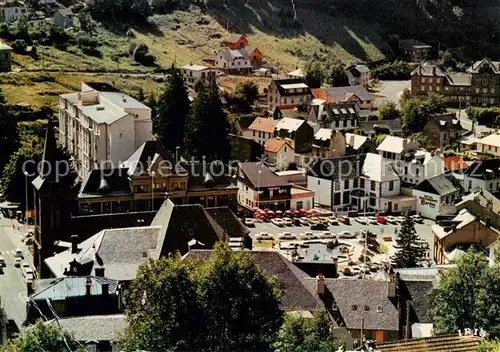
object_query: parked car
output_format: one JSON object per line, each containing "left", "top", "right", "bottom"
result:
{"left": 376, "top": 216, "right": 387, "bottom": 224}
{"left": 0, "top": 255, "right": 5, "bottom": 267}
{"left": 14, "top": 257, "right": 21, "bottom": 267}
{"left": 311, "top": 222, "right": 328, "bottom": 230}
{"left": 339, "top": 231, "right": 356, "bottom": 239}
{"left": 279, "top": 232, "right": 296, "bottom": 240}
{"left": 339, "top": 216, "right": 350, "bottom": 225}
{"left": 356, "top": 217, "right": 369, "bottom": 224}
{"left": 22, "top": 265, "right": 33, "bottom": 278}
{"left": 368, "top": 217, "right": 378, "bottom": 225}
{"left": 15, "top": 248, "right": 23, "bottom": 259}
{"left": 342, "top": 267, "right": 353, "bottom": 276}
{"left": 271, "top": 218, "right": 284, "bottom": 227}
{"left": 328, "top": 217, "right": 339, "bottom": 225}
{"left": 321, "top": 232, "right": 335, "bottom": 239}
{"left": 283, "top": 218, "right": 293, "bottom": 226}
{"left": 299, "top": 217, "right": 309, "bottom": 226}
{"left": 412, "top": 214, "right": 424, "bottom": 223}
{"left": 244, "top": 218, "right": 255, "bottom": 227}
{"left": 303, "top": 231, "right": 314, "bottom": 238}
{"left": 256, "top": 233, "right": 273, "bottom": 240}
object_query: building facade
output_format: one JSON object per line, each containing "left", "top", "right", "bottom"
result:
{"left": 267, "top": 78, "right": 311, "bottom": 111}
{"left": 242, "top": 116, "right": 275, "bottom": 146}
{"left": 411, "top": 59, "right": 500, "bottom": 106}
{"left": 475, "top": 133, "right": 500, "bottom": 157}
{"left": 180, "top": 65, "right": 216, "bottom": 88}
{"left": 215, "top": 49, "right": 252, "bottom": 75}
{"left": 274, "top": 117, "right": 314, "bottom": 154}
{"left": 0, "top": 0, "right": 27, "bottom": 23}
{"left": 0, "top": 42, "right": 11, "bottom": 72}
{"left": 346, "top": 64, "right": 370, "bottom": 87}
{"left": 58, "top": 82, "right": 153, "bottom": 179}
{"left": 423, "top": 113, "right": 465, "bottom": 148}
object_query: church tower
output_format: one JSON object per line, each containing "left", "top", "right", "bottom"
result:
{"left": 32, "top": 120, "right": 73, "bottom": 278}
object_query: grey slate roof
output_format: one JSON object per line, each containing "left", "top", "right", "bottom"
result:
{"left": 400, "top": 280, "right": 434, "bottom": 324}
{"left": 238, "top": 162, "right": 290, "bottom": 188}
{"left": 323, "top": 85, "right": 372, "bottom": 102}
{"left": 120, "top": 141, "right": 187, "bottom": 177}
{"left": 414, "top": 174, "right": 458, "bottom": 196}
{"left": 32, "top": 277, "right": 118, "bottom": 301}
{"left": 203, "top": 207, "right": 250, "bottom": 238}
{"left": 218, "top": 48, "right": 250, "bottom": 62}
{"left": 410, "top": 63, "right": 446, "bottom": 77}
{"left": 185, "top": 250, "right": 324, "bottom": 312}
{"left": 446, "top": 73, "right": 472, "bottom": 86}
{"left": 359, "top": 119, "right": 403, "bottom": 134}
{"left": 78, "top": 168, "right": 131, "bottom": 199}
{"left": 48, "top": 314, "right": 125, "bottom": 342}
{"left": 44, "top": 226, "right": 163, "bottom": 281}
{"left": 56, "top": 7, "right": 73, "bottom": 16}
{"left": 184, "top": 161, "right": 238, "bottom": 193}
{"left": 428, "top": 113, "right": 463, "bottom": 130}
{"left": 303, "top": 278, "right": 399, "bottom": 331}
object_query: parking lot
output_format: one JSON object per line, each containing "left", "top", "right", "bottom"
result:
{"left": 247, "top": 215, "right": 435, "bottom": 265}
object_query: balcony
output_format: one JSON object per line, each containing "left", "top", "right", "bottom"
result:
{"left": 255, "top": 194, "right": 290, "bottom": 202}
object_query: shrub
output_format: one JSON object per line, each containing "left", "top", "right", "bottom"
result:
{"left": 10, "top": 39, "right": 27, "bottom": 54}
{"left": 126, "top": 29, "right": 136, "bottom": 38}
{"left": 131, "top": 43, "right": 156, "bottom": 66}
{"left": 372, "top": 61, "right": 418, "bottom": 80}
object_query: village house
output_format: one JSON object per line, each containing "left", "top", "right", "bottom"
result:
{"left": 224, "top": 33, "right": 248, "bottom": 49}
{"left": 239, "top": 46, "right": 263, "bottom": 67}
{"left": 0, "top": 0, "right": 27, "bottom": 23}
{"left": 274, "top": 117, "right": 314, "bottom": 153}
{"left": 463, "top": 159, "right": 500, "bottom": 194}
{"left": 475, "top": 132, "right": 500, "bottom": 157}
{"left": 346, "top": 64, "right": 370, "bottom": 87}
{"left": 241, "top": 116, "right": 275, "bottom": 146}
{"left": 266, "top": 78, "right": 312, "bottom": 111}
{"left": 0, "top": 42, "right": 12, "bottom": 72}
{"left": 345, "top": 133, "right": 376, "bottom": 155}
{"left": 77, "top": 141, "right": 239, "bottom": 214}
{"left": 53, "top": 7, "right": 73, "bottom": 28}
{"left": 312, "top": 128, "right": 346, "bottom": 159}
{"left": 422, "top": 113, "right": 466, "bottom": 148}
{"left": 264, "top": 137, "right": 294, "bottom": 169}
{"left": 308, "top": 101, "right": 359, "bottom": 129}
{"left": 287, "top": 67, "right": 305, "bottom": 79}
{"left": 399, "top": 39, "right": 432, "bottom": 62}
{"left": 272, "top": 106, "right": 305, "bottom": 120}
{"left": 311, "top": 85, "right": 374, "bottom": 110}
{"left": 359, "top": 119, "right": 403, "bottom": 139}
{"left": 432, "top": 209, "right": 500, "bottom": 264}
{"left": 237, "top": 162, "right": 292, "bottom": 210}
{"left": 180, "top": 64, "right": 216, "bottom": 88}
{"left": 215, "top": 48, "right": 252, "bottom": 75}
{"left": 307, "top": 155, "right": 366, "bottom": 212}
{"left": 290, "top": 185, "right": 315, "bottom": 210}
{"left": 59, "top": 82, "right": 153, "bottom": 179}
{"left": 413, "top": 174, "right": 459, "bottom": 219}
{"left": 411, "top": 58, "right": 500, "bottom": 106}
{"left": 377, "top": 136, "right": 444, "bottom": 186}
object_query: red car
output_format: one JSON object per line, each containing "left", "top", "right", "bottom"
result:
{"left": 376, "top": 216, "right": 387, "bottom": 224}
{"left": 339, "top": 216, "right": 350, "bottom": 225}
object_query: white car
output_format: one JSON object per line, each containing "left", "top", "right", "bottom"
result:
{"left": 339, "top": 231, "right": 356, "bottom": 239}
{"left": 279, "top": 232, "right": 296, "bottom": 240}
{"left": 256, "top": 233, "right": 273, "bottom": 240}
{"left": 0, "top": 255, "right": 5, "bottom": 267}
{"left": 15, "top": 248, "right": 23, "bottom": 258}
{"left": 299, "top": 217, "right": 309, "bottom": 226}
{"left": 386, "top": 216, "right": 396, "bottom": 223}
{"left": 14, "top": 257, "right": 21, "bottom": 267}
{"left": 356, "top": 217, "right": 369, "bottom": 224}
{"left": 283, "top": 218, "right": 293, "bottom": 226}
{"left": 23, "top": 267, "right": 34, "bottom": 279}
{"left": 271, "top": 218, "right": 284, "bottom": 227}
{"left": 368, "top": 217, "right": 378, "bottom": 225}
{"left": 244, "top": 218, "right": 255, "bottom": 227}
{"left": 321, "top": 232, "right": 335, "bottom": 239}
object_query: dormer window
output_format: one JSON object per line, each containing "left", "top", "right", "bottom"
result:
{"left": 352, "top": 305, "right": 358, "bottom": 311}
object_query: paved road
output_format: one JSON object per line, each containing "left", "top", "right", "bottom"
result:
{"left": 248, "top": 216, "right": 435, "bottom": 259}
{"left": 373, "top": 80, "right": 411, "bottom": 108}
{"left": 0, "top": 217, "right": 33, "bottom": 331}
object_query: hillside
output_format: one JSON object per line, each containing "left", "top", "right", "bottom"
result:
{"left": 12, "top": 4, "right": 387, "bottom": 73}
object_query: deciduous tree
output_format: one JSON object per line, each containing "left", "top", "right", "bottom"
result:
{"left": 273, "top": 311, "right": 342, "bottom": 352}
{"left": 378, "top": 101, "right": 400, "bottom": 120}
{"left": 119, "top": 244, "right": 282, "bottom": 351}
{"left": 304, "top": 61, "right": 325, "bottom": 88}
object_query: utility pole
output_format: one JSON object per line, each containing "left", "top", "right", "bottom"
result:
{"left": 360, "top": 317, "right": 365, "bottom": 346}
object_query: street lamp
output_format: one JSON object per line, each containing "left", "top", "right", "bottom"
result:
{"left": 24, "top": 171, "right": 29, "bottom": 222}
{"left": 257, "top": 169, "right": 262, "bottom": 208}
{"left": 151, "top": 171, "right": 156, "bottom": 211}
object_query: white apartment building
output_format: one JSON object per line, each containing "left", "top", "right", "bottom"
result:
{"left": 377, "top": 135, "right": 444, "bottom": 185}
{"left": 346, "top": 64, "right": 370, "bottom": 87}
{"left": 0, "top": 0, "right": 27, "bottom": 23}
{"left": 463, "top": 159, "right": 500, "bottom": 194}
{"left": 59, "top": 82, "right": 152, "bottom": 179}
{"left": 180, "top": 65, "right": 216, "bottom": 88}
{"left": 266, "top": 78, "right": 311, "bottom": 111}
{"left": 215, "top": 49, "right": 252, "bottom": 74}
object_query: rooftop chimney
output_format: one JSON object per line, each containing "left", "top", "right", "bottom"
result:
{"left": 432, "top": 66, "right": 436, "bottom": 75}
{"left": 176, "top": 146, "right": 180, "bottom": 163}
{"left": 95, "top": 267, "right": 105, "bottom": 277}
{"left": 387, "top": 281, "right": 396, "bottom": 298}
{"left": 316, "top": 273, "right": 325, "bottom": 295}
{"left": 85, "top": 277, "right": 92, "bottom": 296}
{"left": 70, "top": 235, "right": 79, "bottom": 254}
